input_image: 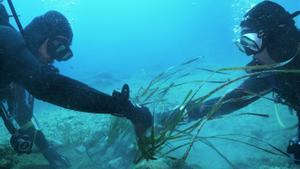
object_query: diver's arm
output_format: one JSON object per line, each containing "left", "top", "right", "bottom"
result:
{"left": 18, "top": 49, "right": 130, "bottom": 115}
{"left": 1, "top": 26, "right": 130, "bottom": 115}
{"left": 1, "top": 26, "right": 152, "bottom": 138}
{"left": 24, "top": 71, "right": 120, "bottom": 114}
{"left": 188, "top": 76, "right": 272, "bottom": 120}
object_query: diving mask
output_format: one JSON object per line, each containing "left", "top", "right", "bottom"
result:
{"left": 235, "top": 32, "right": 264, "bottom": 56}
{"left": 47, "top": 36, "right": 73, "bottom": 61}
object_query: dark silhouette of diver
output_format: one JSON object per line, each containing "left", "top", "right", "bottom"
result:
{"left": 0, "top": 3, "right": 152, "bottom": 169}
{"left": 159, "top": 1, "right": 300, "bottom": 164}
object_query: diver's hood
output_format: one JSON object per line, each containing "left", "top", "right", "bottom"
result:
{"left": 24, "top": 11, "right": 73, "bottom": 56}
{"left": 240, "top": 1, "right": 300, "bottom": 63}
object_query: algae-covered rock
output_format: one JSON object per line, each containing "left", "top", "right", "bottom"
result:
{"left": 134, "top": 158, "right": 202, "bottom": 169}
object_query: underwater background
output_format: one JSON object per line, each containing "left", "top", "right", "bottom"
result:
{"left": 1, "top": 0, "right": 300, "bottom": 169}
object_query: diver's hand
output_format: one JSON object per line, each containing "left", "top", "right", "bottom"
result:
{"left": 156, "top": 106, "right": 188, "bottom": 127}
{"left": 156, "top": 101, "right": 207, "bottom": 127}
{"left": 129, "top": 104, "right": 153, "bottom": 138}
{"left": 186, "top": 100, "right": 208, "bottom": 121}
{"left": 112, "top": 84, "right": 153, "bottom": 138}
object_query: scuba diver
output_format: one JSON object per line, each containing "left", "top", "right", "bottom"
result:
{"left": 2, "top": 6, "right": 73, "bottom": 168}
{"left": 0, "top": 2, "right": 153, "bottom": 169}
{"left": 159, "top": 1, "right": 300, "bottom": 164}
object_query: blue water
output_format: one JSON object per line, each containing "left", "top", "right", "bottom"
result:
{"left": 3, "top": 0, "right": 300, "bottom": 77}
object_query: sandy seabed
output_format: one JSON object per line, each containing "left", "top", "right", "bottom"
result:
{"left": 1, "top": 68, "right": 300, "bottom": 169}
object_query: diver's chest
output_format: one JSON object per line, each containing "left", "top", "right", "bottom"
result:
{"left": 272, "top": 76, "right": 300, "bottom": 110}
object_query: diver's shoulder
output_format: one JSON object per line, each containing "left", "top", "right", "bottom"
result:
{"left": 0, "top": 25, "right": 25, "bottom": 46}
{"left": 0, "top": 25, "right": 17, "bottom": 33}
{"left": 0, "top": 25, "right": 22, "bottom": 39}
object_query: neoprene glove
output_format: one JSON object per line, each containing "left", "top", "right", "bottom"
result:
{"left": 112, "top": 84, "right": 153, "bottom": 138}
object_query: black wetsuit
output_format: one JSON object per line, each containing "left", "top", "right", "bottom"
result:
{"left": 0, "top": 24, "right": 138, "bottom": 167}
{"left": 189, "top": 58, "right": 300, "bottom": 121}
{"left": 0, "top": 25, "right": 123, "bottom": 116}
